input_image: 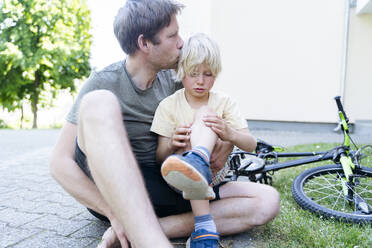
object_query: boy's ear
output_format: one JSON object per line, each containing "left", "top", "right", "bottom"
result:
{"left": 138, "top": 34, "right": 150, "bottom": 53}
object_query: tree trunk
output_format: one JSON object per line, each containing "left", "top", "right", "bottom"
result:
{"left": 20, "top": 103, "right": 24, "bottom": 129}
{"left": 32, "top": 71, "right": 39, "bottom": 129}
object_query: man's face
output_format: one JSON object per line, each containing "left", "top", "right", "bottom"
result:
{"left": 148, "top": 15, "right": 183, "bottom": 70}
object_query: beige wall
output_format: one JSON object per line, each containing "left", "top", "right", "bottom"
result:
{"left": 345, "top": 10, "right": 372, "bottom": 122}
{"left": 178, "top": 0, "right": 212, "bottom": 36}
{"left": 178, "top": 0, "right": 372, "bottom": 123}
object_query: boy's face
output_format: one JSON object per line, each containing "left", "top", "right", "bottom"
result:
{"left": 148, "top": 15, "right": 183, "bottom": 70}
{"left": 182, "top": 63, "right": 216, "bottom": 101}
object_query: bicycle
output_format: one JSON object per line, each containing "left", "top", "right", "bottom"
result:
{"left": 225, "top": 96, "right": 372, "bottom": 224}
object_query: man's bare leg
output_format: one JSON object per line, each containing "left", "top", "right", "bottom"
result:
{"left": 160, "top": 181, "right": 280, "bottom": 238}
{"left": 78, "top": 90, "right": 171, "bottom": 247}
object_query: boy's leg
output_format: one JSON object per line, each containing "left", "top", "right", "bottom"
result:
{"left": 190, "top": 106, "right": 218, "bottom": 151}
{"left": 161, "top": 106, "right": 218, "bottom": 200}
{"left": 190, "top": 200, "right": 210, "bottom": 217}
{"left": 190, "top": 200, "right": 217, "bottom": 233}
{"left": 188, "top": 200, "right": 219, "bottom": 247}
{"left": 78, "top": 90, "right": 171, "bottom": 248}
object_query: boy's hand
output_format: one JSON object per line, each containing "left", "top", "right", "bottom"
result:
{"left": 168, "top": 123, "right": 192, "bottom": 152}
{"left": 202, "top": 114, "right": 234, "bottom": 142}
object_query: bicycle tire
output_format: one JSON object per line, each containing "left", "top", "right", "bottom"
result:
{"left": 291, "top": 164, "right": 372, "bottom": 224}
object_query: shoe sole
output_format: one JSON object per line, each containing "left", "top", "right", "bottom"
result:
{"left": 161, "top": 156, "right": 215, "bottom": 200}
{"left": 186, "top": 237, "right": 191, "bottom": 248}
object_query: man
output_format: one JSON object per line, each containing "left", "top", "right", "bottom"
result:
{"left": 50, "top": 0, "right": 280, "bottom": 247}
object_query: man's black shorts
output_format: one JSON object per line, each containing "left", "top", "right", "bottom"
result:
{"left": 74, "top": 139, "right": 226, "bottom": 221}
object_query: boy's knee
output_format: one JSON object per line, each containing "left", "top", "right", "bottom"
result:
{"left": 194, "top": 106, "right": 216, "bottom": 120}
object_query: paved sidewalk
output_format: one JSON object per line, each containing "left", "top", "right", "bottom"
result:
{"left": 0, "top": 129, "right": 371, "bottom": 248}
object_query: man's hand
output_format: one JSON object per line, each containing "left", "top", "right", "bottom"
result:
{"left": 210, "top": 139, "right": 234, "bottom": 175}
{"left": 110, "top": 217, "right": 130, "bottom": 248}
{"left": 97, "top": 226, "right": 123, "bottom": 248}
{"left": 168, "top": 123, "right": 192, "bottom": 153}
{"left": 97, "top": 215, "right": 130, "bottom": 248}
{"left": 202, "top": 114, "right": 234, "bottom": 142}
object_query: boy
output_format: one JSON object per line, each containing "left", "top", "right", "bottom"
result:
{"left": 151, "top": 33, "right": 257, "bottom": 247}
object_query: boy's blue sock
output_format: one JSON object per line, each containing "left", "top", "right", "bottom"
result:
{"left": 194, "top": 214, "right": 217, "bottom": 233}
{"left": 192, "top": 146, "right": 211, "bottom": 164}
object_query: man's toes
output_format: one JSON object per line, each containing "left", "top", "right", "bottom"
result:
{"left": 97, "top": 227, "right": 120, "bottom": 248}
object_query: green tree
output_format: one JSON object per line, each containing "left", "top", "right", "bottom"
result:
{"left": 0, "top": 0, "right": 91, "bottom": 128}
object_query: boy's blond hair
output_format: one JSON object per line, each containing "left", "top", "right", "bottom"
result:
{"left": 176, "top": 33, "right": 221, "bottom": 81}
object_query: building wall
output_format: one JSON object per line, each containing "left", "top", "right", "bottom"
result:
{"left": 178, "top": 0, "right": 372, "bottom": 123}
{"left": 345, "top": 10, "right": 372, "bottom": 122}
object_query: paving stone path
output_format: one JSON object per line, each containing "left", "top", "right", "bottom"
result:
{"left": 0, "top": 129, "right": 370, "bottom": 247}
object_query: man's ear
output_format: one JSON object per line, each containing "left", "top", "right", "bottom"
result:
{"left": 138, "top": 34, "right": 150, "bottom": 53}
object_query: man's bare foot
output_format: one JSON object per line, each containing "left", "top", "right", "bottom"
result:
{"left": 97, "top": 226, "right": 122, "bottom": 248}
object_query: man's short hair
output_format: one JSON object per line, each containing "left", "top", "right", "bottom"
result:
{"left": 176, "top": 33, "right": 222, "bottom": 81}
{"left": 114, "top": 0, "right": 184, "bottom": 55}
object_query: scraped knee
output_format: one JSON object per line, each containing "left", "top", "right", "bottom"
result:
{"left": 194, "top": 105, "right": 216, "bottom": 120}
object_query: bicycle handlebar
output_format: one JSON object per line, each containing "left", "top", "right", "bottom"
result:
{"left": 334, "top": 96, "right": 349, "bottom": 122}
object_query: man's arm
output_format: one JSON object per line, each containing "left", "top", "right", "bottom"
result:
{"left": 209, "top": 139, "right": 234, "bottom": 174}
{"left": 49, "top": 121, "right": 112, "bottom": 217}
{"left": 156, "top": 136, "right": 174, "bottom": 163}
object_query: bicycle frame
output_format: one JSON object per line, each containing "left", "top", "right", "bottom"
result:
{"left": 229, "top": 148, "right": 337, "bottom": 184}
{"left": 228, "top": 96, "right": 371, "bottom": 215}
{"left": 262, "top": 152, "right": 333, "bottom": 172}
{"left": 230, "top": 96, "right": 355, "bottom": 177}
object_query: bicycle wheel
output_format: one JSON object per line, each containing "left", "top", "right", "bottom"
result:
{"left": 358, "top": 145, "right": 372, "bottom": 168}
{"left": 292, "top": 164, "right": 372, "bottom": 224}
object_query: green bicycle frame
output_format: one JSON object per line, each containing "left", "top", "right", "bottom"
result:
{"left": 340, "top": 155, "right": 355, "bottom": 195}
{"left": 339, "top": 111, "right": 350, "bottom": 149}
{"left": 338, "top": 110, "right": 356, "bottom": 196}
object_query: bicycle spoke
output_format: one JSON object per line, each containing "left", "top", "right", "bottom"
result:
{"left": 357, "top": 188, "right": 372, "bottom": 196}
{"left": 304, "top": 175, "right": 341, "bottom": 195}
{"left": 305, "top": 180, "right": 340, "bottom": 193}
{"left": 303, "top": 171, "right": 360, "bottom": 213}
{"left": 305, "top": 189, "right": 336, "bottom": 199}
{"left": 331, "top": 190, "right": 343, "bottom": 210}
{"left": 357, "top": 182, "right": 371, "bottom": 192}
{"left": 322, "top": 172, "right": 342, "bottom": 192}
{"left": 357, "top": 181, "right": 372, "bottom": 194}
{"left": 345, "top": 182, "right": 372, "bottom": 210}
{"left": 311, "top": 188, "right": 344, "bottom": 204}
{"left": 343, "top": 195, "right": 346, "bottom": 211}
{"left": 312, "top": 194, "right": 337, "bottom": 203}
{"left": 307, "top": 173, "right": 339, "bottom": 185}
{"left": 304, "top": 185, "right": 339, "bottom": 195}
{"left": 307, "top": 174, "right": 340, "bottom": 192}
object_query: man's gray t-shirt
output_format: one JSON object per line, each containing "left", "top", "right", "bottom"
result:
{"left": 67, "top": 60, "right": 182, "bottom": 205}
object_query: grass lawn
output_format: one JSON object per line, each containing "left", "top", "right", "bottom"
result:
{"left": 249, "top": 143, "right": 372, "bottom": 248}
